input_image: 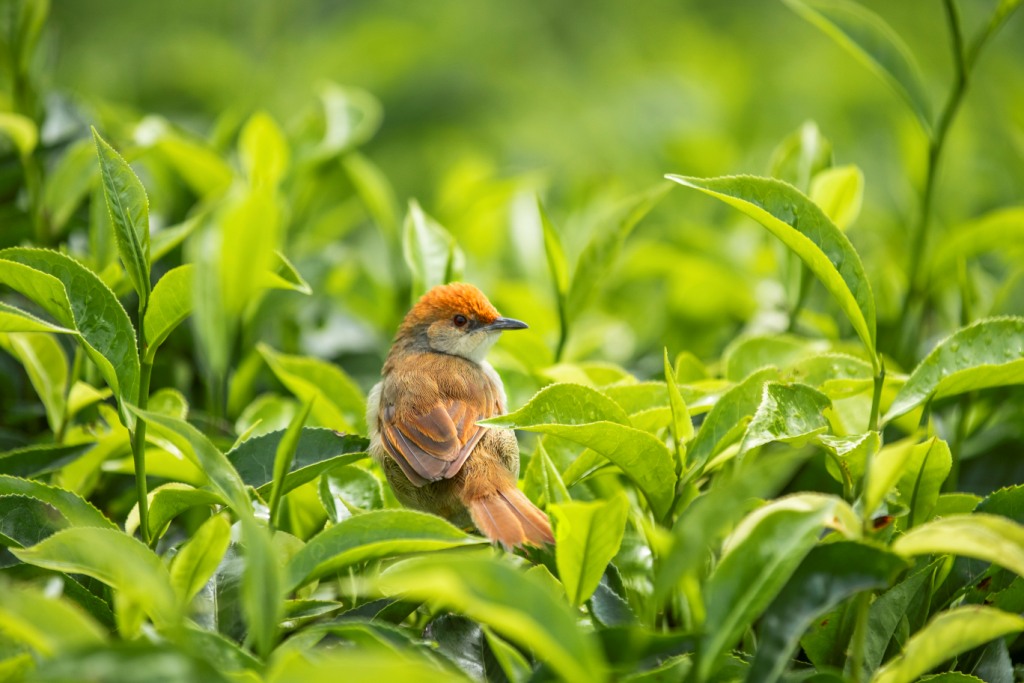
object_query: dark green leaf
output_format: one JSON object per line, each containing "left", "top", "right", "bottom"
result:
{"left": 0, "top": 495, "right": 69, "bottom": 549}
{"left": 0, "top": 475, "right": 116, "bottom": 529}
{"left": 0, "top": 442, "right": 94, "bottom": 478}
{"left": 227, "top": 427, "right": 368, "bottom": 495}
{"left": 748, "top": 542, "right": 906, "bottom": 683}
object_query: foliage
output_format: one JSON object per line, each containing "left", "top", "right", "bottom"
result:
{"left": 2, "top": 1, "right": 1024, "bottom": 682}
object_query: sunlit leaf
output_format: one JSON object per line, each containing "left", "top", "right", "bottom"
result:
{"left": 0, "top": 475, "right": 116, "bottom": 529}
{"left": 29, "top": 642, "right": 233, "bottom": 683}
{"left": 810, "top": 164, "right": 864, "bottom": 231}
{"left": 0, "top": 112, "right": 37, "bottom": 157}
{"left": 784, "top": 0, "right": 931, "bottom": 131}
{"left": 43, "top": 138, "right": 97, "bottom": 233}
{"left": 124, "top": 483, "right": 224, "bottom": 540}
{"left": 93, "top": 128, "right": 151, "bottom": 307}
{"left": 892, "top": 513, "right": 1024, "bottom": 577}
{"left": 267, "top": 649, "right": 463, "bottom": 683}
{"left": 667, "top": 175, "right": 877, "bottom": 364}
{"left": 12, "top": 527, "right": 179, "bottom": 627}
{"left": 0, "top": 580, "right": 107, "bottom": 657}
{"left": 258, "top": 344, "right": 367, "bottom": 434}
{"left": 403, "top": 200, "right": 464, "bottom": 300}
{"left": 376, "top": 554, "right": 607, "bottom": 682}
{"left": 268, "top": 399, "right": 313, "bottom": 527}
{"left": 0, "top": 248, "right": 140, "bottom": 419}
{"left": 885, "top": 318, "right": 1024, "bottom": 421}
{"left": 287, "top": 510, "right": 482, "bottom": 589}
{"left": 769, "top": 120, "right": 833, "bottom": 192}
{"left": 551, "top": 494, "right": 629, "bottom": 607}
{"left": 143, "top": 264, "right": 193, "bottom": 362}
{"left": 240, "top": 111, "right": 290, "bottom": 189}
{"left": 870, "top": 607, "right": 1024, "bottom": 683}
{"left": 170, "top": 514, "right": 231, "bottom": 604}
{"left": 741, "top": 382, "right": 832, "bottom": 452}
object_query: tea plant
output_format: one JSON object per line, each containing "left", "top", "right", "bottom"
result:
{"left": 1, "top": 1, "right": 1024, "bottom": 682}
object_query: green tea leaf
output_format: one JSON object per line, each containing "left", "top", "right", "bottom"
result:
{"left": 749, "top": 542, "right": 906, "bottom": 683}
{"left": 697, "top": 493, "right": 858, "bottom": 682}
{"left": 309, "top": 83, "right": 383, "bottom": 161}
{"left": 0, "top": 580, "right": 107, "bottom": 656}
{"left": 567, "top": 185, "right": 666, "bottom": 319}
{"left": 0, "top": 332, "right": 68, "bottom": 434}
{"left": 783, "top": 0, "right": 931, "bottom": 131}
{"left": 741, "top": 382, "right": 832, "bottom": 452}
{"left": 124, "top": 483, "right": 225, "bottom": 540}
{"left": 43, "top": 138, "right": 97, "bottom": 233}
{"left": 268, "top": 399, "right": 313, "bottom": 528}
{"left": 769, "top": 120, "right": 833, "bottom": 192}
{"left": 687, "top": 367, "right": 778, "bottom": 477}
{"left": 239, "top": 111, "right": 290, "bottom": 189}
{"left": 885, "top": 318, "right": 1024, "bottom": 421}
{"left": 0, "top": 248, "right": 140, "bottom": 417}
{"left": 551, "top": 494, "right": 630, "bottom": 607}
{"left": 0, "top": 112, "right": 37, "bottom": 157}
{"left": 653, "top": 450, "right": 809, "bottom": 606}
{"left": 523, "top": 441, "right": 571, "bottom": 509}
{"left": 29, "top": 642, "right": 233, "bottom": 683}
{"left": 0, "top": 495, "right": 69, "bottom": 548}
{"left": 892, "top": 513, "right": 1024, "bottom": 577}
{"left": 258, "top": 344, "right": 367, "bottom": 434}
{"left": 267, "top": 649, "right": 464, "bottom": 683}
{"left": 0, "top": 302, "right": 76, "bottom": 334}
{"left": 170, "top": 514, "right": 231, "bottom": 604}
{"left": 376, "top": 554, "right": 607, "bottom": 683}
{"left": 484, "top": 382, "right": 630, "bottom": 428}
{"left": 810, "top": 164, "right": 864, "bottom": 231}
{"left": 0, "top": 475, "right": 116, "bottom": 529}
{"left": 863, "top": 436, "right": 918, "bottom": 518}
{"left": 929, "top": 208, "right": 1024, "bottom": 285}
{"left": 239, "top": 516, "right": 281, "bottom": 659}
{"left": 343, "top": 152, "right": 400, "bottom": 239}
{"left": 403, "top": 200, "right": 464, "bottom": 300}
{"left": 12, "top": 527, "right": 179, "bottom": 627}
{"left": 92, "top": 128, "right": 151, "bottom": 307}
{"left": 0, "top": 443, "right": 94, "bottom": 479}
{"left": 129, "top": 408, "right": 249, "bottom": 514}
{"left": 287, "top": 509, "right": 482, "bottom": 589}
{"left": 143, "top": 264, "right": 193, "bottom": 363}
{"left": 228, "top": 426, "right": 368, "bottom": 496}
{"left": 870, "top": 607, "right": 1024, "bottom": 683}
{"left": 893, "top": 438, "right": 950, "bottom": 529}
{"left": 666, "top": 176, "right": 877, "bottom": 364}
{"left": 151, "top": 128, "right": 234, "bottom": 198}
{"left": 220, "top": 188, "right": 282, "bottom": 319}
{"left": 320, "top": 465, "right": 384, "bottom": 522}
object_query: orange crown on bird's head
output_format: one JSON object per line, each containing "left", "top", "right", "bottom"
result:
{"left": 404, "top": 282, "right": 501, "bottom": 327}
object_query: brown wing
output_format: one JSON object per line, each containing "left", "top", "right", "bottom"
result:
{"left": 381, "top": 399, "right": 489, "bottom": 487}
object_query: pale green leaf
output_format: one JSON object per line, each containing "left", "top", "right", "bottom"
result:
{"left": 143, "top": 264, "right": 193, "bottom": 362}
{"left": 286, "top": 509, "right": 482, "bottom": 589}
{"left": 784, "top": 0, "right": 931, "bottom": 131}
{"left": 376, "top": 554, "right": 607, "bottom": 683}
{"left": 239, "top": 111, "right": 289, "bottom": 189}
{"left": 268, "top": 650, "right": 464, "bottom": 683}
{"left": 810, "top": 164, "right": 864, "bottom": 231}
{"left": 93, "top": 128, "right": 151, "bottom": 307}
{"left": 768, "top": 120, "right": 833, "bottom": 192}
{"left": 741, "top": 382, "right": 832, "bottom": 452}
{"left": 0, "top": 302, "right": 76, "bottom": 334}
{"left": 863, "top": 435, "right": 918, "bottom": 518}
{"left": 886, "top": 317, "right": 1024, "bottom": 420}
{"left": 482, "top": 382, "right": 630, "bottom": 428}
{"left": 870, "top": 607, "right": 1024, "bottom": 683}
{"left": 403, "top": 200, "right": 464, "bottom": 300}
{"left": 0, "top": 112, "right": 38, "bottom": 157}
{"left": 892, "top": 513, "right": 1024, "bottom": 577}
{"left": 43, "top": 138, "right": 97, "bottom": 233}
{"left": 0, "top": 581, "right": 107, "bottom": 657}
{"left": 12, "top": 527, "right": 179, "bottom": 627}
{"left": 240, "top": 516, "right": 281, "bottom": 658}
{"left": 170, "top": 514, "right": 231, "bottom": 604}
{"left": 268, "top": 399, "right": 313, "bottom": 528}
{"left": 666, "top": 175, "right": 877, "bottom": 363}
{"left": 551, "top": 494, "right": 629, "bottom": 607}
{"left": 124, "top": 483, "right": 225, "bottom": 540}
{"left": 257, "top": 344, "right": 367, "bottom": 434}
{"left": 0, "top": 475, "right": 116, "bottom": 529}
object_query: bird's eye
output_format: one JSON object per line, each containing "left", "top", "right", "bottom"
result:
{"left": 453, "top": 314, "right": 468, "bottom": 327}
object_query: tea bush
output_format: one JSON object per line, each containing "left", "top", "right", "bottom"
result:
{"left": 2, "top": 1, "right": 1024, "bottom": 681}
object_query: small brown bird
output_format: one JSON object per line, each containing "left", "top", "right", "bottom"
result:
{"left": 367, "top": 282, "right": 554, "bottom": 548}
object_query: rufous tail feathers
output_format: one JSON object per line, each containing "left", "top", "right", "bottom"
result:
{"left": 465, "top": 485, "right": 554, "bottom": 549}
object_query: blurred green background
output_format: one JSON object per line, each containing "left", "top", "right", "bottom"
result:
{"left": 25, "top": 0, "right": 1024, "bottom": 393}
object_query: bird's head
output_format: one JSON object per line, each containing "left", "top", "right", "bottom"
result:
{"left": 398, "top": 282, "right": 527, "bottom": 362}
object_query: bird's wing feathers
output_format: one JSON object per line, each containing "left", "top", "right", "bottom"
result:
{"left": 381, "top": 399, "right": 490, "bottom": 486}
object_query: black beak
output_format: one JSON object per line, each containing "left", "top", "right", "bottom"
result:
{"left": 485, "top": 317, "right": 528, "bottom": 331}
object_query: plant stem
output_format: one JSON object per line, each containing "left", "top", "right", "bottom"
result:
{"left": 897, "top": 0, "right": 967, "bottom": 359}
{"left": 868, "top": 358, "right": 885, "bottom": 433}
{"left": 554, "top": 296, "right": 569, "bottom": 362}
{"left": 132, "top": 359, "right": 153, "bottom": 546}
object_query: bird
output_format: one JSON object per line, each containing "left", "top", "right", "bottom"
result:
{"left": 366, "top": 282, "right": 554, "bottom": 549}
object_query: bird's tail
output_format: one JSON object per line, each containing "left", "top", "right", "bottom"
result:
{"left": 465, "top": 485, "right": 554, "bottom": 549}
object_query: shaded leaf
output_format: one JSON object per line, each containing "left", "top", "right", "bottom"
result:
{"left": 0, "top": 443, "right": 94, "bottom": 478}
{"left": 0, "top": 475, "right": 116, "bottom": 529}
{"left": 227, "top": 427, "right": 368, "bottom": 495}
{"left": 748, "top": 542, "right": 906, "bottom": 683}
{"left": 0, "top": 332, "right": 67, "bottom": 434}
